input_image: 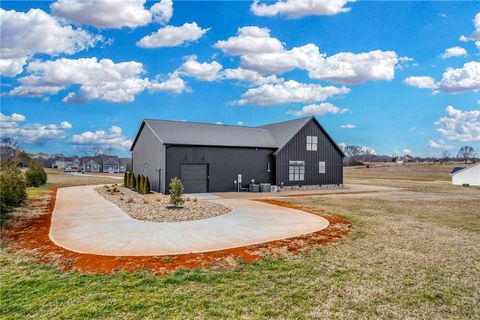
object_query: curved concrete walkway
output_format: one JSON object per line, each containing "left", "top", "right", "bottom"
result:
{"left": 49, "top": 185, "right": 329, "bottom": 256}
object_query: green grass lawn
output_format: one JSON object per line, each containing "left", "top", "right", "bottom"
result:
{"left": 1, "top": 166, "right": 479, "bottom": 319}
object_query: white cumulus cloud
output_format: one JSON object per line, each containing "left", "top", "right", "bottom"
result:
{"left": 441, "top": 46, "right": 467, "bottom": 59}
{"left": 251, "top": 0, "right": 355, "bottom": 18}
{"left": 223, "top": 68, "right": 283, "bottom": 85}
{"left": 436, "top": 61, "right": 480, "bottom": 93}
{"left": 148, "top": 72, "right": 188, "bottom": 94}
{"left": 215, "top": 26, "right": 399, "bottom": 85}
{"left": 214, "top": 26, "right": 284, "bottom": 56}
{"left": 459, "top": 12, "right": 480, "bottom": 50}
{"left": 0, "top": 112, "right": 72, "bottom": 145}
{"left": 137, "top": 22, "right": 210, "bottom": 48}
{"left": 404, "top": 61, "right": 480, "bottom": 93}
{"left": 340, "top": 123, "right": 355, "bottom": 129}
{"left": 308, "top": 50, "right": 398, "bottom": 84}
{"left": 60, "top": 121, "right": 72, "bottom": 129}
{"left": 8, "top": 57, "right": 187, "bottom": 103}
{"left": 236, "top": 80, "right": 349, "bottom": 106}
{"left": 177, "top": 56, "right": 223, "bottom": 81}
{"left": 150, "top": 0, "right": 173, "bottom": 25}
{"left": 287, "top": 103, "right": 349, "bottom": 116}
{"left": 404, "top": 76, "right": 437, "bottom": 89}
{"left": 0, "top": 8, "right": 102, "bottom": 76}
{"left": 435, "top": 105, "right": 480, "bottom": 142}
{"left": 51, "top": 0, "right": 172, "bottom": 28}
{"left": 72, "top": 126, "right": 132, "bottom": 150}
{"left": 426, "top": 139, "right": 453, "bottom": 149}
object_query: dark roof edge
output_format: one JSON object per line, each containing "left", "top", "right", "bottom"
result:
{"left": 130, "top": 120, "right": 167, "bottom": 151}
{"left": 259, "top": 115, "right": 314, "bottom": 128}
{"left": 129, "top": 121, "right": 145, "bottom": 151}
{"left": 313, "top": 117, "right": 346, "bottom": 157}
{"left": 451, "top": 162, "right": 479, "bottom": 175}
{"left": 144, "top": 118, "right": 259, "bottom": 129}
{"left": 165, "top": 143, "right": 277, "bottom": 149}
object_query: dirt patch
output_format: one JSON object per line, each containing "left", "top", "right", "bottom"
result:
{"left": 1, "top": 190, "right": 350, "bottom": 275}
{"left": 95, "top": 185, "right": 231, "bottom": 222}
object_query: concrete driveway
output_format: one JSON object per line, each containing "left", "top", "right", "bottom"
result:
{"left": 49, "top": 185, "right": 329, "bottom": 256}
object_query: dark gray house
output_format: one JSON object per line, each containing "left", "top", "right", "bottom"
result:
{"left": 130, "top": 116, "right": 344, "bottom": 194}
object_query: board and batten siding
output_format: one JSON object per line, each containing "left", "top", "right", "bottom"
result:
{"left": 275, "top": 119, "right": 343, "bottom": 186}
{"left": 165, "top": 145, "right": 275, "bottom": 193}
{"left": 132, "top": 124, "right": 166, "bottom": 193}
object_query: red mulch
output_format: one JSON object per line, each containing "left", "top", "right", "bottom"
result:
{"left": 1, "top": 189, "right": 351, "bottom": 275}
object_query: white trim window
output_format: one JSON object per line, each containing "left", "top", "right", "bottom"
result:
{"left": 306, "top": 136, "right": 318, "bottom": 151}
{"left": 319, "top": 161, "right": 326, "bottom": 174}
{"left": 289, "top": 161, "right": 305, "bottom": 181}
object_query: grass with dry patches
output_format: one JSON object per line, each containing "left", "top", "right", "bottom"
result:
{"left": 1, "top": 164, "right": 479, "bottom": 319}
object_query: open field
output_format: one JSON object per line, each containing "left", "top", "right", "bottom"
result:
{"left": 1, "top": 164, "right": 479, "bottom": 319}
{"left": 41, "top": 169, "right": 123, "bottom": 189}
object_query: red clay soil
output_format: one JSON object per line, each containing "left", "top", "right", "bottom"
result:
{"left": 1, "top": 189, "right": 351, "bottom": 275}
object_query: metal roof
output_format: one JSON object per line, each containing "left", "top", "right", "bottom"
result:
{"left": 143, "top": 119, "right": 278, "bottom": 148}
{"left": 131, "top": 116, "right": 344, "bottom": 157}
{"left": 259, "top": 117, "right": 313, "bottom": 154}
{"left": 451, "top": 163, "right": 479, "bottom": 175}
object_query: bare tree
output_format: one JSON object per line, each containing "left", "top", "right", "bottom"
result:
{"left": 457, "top": 146, "right": 475, "bottom": 163}
{"left": 0, "top": 137, "right": 22, "bottom": 162}
{"left": 344, "top": 145, "right": 362, "bottom": 159}
{"left": 343, "top": 145, "right": 362, "bottom": 166}
{"left": 441, "top": 150, "right": 450, "bottom": 163}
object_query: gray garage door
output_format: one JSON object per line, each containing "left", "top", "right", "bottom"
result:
{"left": 180, "top": 164, "right": 208, "bottom": 193}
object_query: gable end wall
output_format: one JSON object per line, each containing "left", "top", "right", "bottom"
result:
{"left": 275, "top": 120, "right": 343, "bottom": 186}
{"left": 132, "top": 124, "right": 166, "bottom": 193}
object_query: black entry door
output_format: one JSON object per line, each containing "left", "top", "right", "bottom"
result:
{"left": 180, "top": 164, "right": 208, "bottom": 193}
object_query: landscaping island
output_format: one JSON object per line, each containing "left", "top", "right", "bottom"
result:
{"left": 95, "top": 185, "right": 231, "bottom": 222}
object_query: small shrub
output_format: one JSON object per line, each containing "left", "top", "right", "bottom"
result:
{"left": 169, "top": 177, "right": 184, "bottom": 206}
{"left": 144, "top": 176, "right": 151, "bottom": 194}
{"left": 128, "top": 173, "right": 134, "bottom": 189}
{"left": 139, "top": 175, "right": 145, "bottom": 193}
{"left": 127, "top": 197, "right": 135, "bottom": 203}
{"left": 137, "top": 175, "right": 142, "bottom": 191}
{"left": 192, "top": 198, "right": 197, "bottom": 203}
{"left": 1, "top": 163, "right": 27, "bottom": 222}
{"left": 133, "top": 174, "right": 138, "bottom": 191}
{"left": 25, "top": 164, "right": 47, "bottom": 187}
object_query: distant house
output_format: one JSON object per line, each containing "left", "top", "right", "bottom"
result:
{"left": 451, "top": 163, "right": 480, "bottom": 186}
{"left": 51, "top": 158, "right": 64, "bottom": 169}
{"left": 119, "top": 158, "right": 131, "bottom": 173}
{"left": 83, "top": 157, "right": 102, "bottom": 173}
{"left": 52, "top": 156, "right": 81, "bottom": 171}
{"left": 102, "top": 156, "right": 120, "bottom": 173}
{"left": 82, "top": 155, "right": 130, "bottom": 173}
{"left": 131, "top": 116, "right": 344, "bottom": 194}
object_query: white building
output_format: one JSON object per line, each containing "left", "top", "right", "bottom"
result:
{"left": 451, "top": 163, "right": 480, "bottom": 186}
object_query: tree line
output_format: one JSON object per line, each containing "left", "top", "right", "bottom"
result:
{"left": 1, "top": 138, "right": 48, "bottom": 224}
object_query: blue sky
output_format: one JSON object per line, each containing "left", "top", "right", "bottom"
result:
{"left": 1, "top": 0, "right": 479, "bottom": 157}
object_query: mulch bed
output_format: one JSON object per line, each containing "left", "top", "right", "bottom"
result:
{"left": 1, "top": 189, "right": 351, "bottom": 276}
{"left": 95, "top": 185, "right": 231, "bottom": 222}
